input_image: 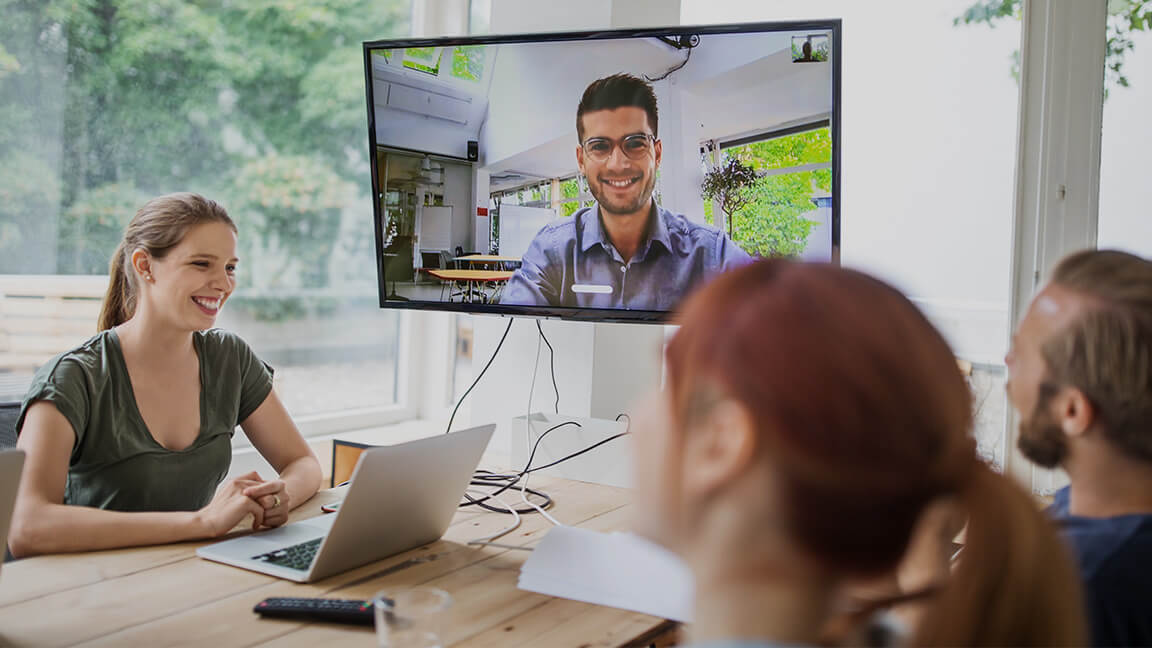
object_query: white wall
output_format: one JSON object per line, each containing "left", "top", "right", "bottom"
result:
{"left": 1098, "top": 29, "right": 1152, "bottom": 258}
{"left": 681, "top": 0, "right": 1020, "bottom": 364}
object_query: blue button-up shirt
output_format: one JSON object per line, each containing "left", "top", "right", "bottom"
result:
{"left": 500, "top": 204, "right": 753, "bottom": 310}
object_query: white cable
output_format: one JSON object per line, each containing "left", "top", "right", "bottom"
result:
{"left": 465, "top": 487, "right": 523, "bottom": 546}
{"left": 522, "top": 326, "right": 562, "bottom": 526}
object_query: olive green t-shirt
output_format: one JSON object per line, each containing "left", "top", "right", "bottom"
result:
{"left": 16, "top": 328, "right": 274, "bottom": 512}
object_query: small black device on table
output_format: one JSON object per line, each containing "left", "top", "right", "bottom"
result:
{"left": 253, "top": 597, "right": 374, "bottom": 625}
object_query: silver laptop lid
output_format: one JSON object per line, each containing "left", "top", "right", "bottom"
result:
{"left": 305, "top": 424, "right": 494, "bottom": 581}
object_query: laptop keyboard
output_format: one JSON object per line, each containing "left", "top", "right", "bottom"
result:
{"left": 253, "top": 537, "right": 322, "bottom": 571}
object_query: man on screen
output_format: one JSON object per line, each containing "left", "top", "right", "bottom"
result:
{"left": 500, "top": 73, "right": 752, "bottom": 310}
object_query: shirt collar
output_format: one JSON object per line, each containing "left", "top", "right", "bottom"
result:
{"left": 579, "top": 202, "right": 671, "bottom": 257}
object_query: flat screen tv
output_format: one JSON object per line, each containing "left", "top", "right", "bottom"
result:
{"left": 363, "top": 20, "right": 840, "bottom": 322}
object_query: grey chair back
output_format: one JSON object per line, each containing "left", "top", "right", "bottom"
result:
{"left": 0, "top": 402, "right": 19, "bottom": 450}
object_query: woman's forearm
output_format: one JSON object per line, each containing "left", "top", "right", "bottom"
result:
{"left": 278, "top": 454, "right": 323, "bottom": 510}
{"left": 9, "top": 502, "right": 207, "bottom": 558}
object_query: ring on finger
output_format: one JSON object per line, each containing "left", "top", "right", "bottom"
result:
{"left": 272, "top": 494, "right": 281, "bottom": 508}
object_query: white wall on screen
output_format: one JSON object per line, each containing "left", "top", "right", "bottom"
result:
{"left": 480, "top": 31, "right": 830, "bottom": 224}
{"left": 371, "top": 47, "right": 495, "bottom": 160}
{"left": 419, "top": 205, "right": 453, "bottom": 250}
{"left": 499, "top": 204, "right": 558, "bottom": 258}
{"left": 441, "top": 162, "right": 475, "bottom": 250}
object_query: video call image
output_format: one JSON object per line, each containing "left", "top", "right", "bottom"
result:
{"left": 368, "top": 28, "right": 836, "bottom": 313}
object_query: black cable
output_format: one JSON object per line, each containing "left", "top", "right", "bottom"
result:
{"left": 459, "top": 422, "right": 581, "bottom": 509}
{"left": 446, "top": 318, "right": 514, "bottom": 435}
{"left": 524, "top": 433, "right": 629, "bottom": 474}
{"left": 463, "top": 484, "right": 553, "bottom": 514}
{"left": 644, "top": 46, "right": 693, "bottom": 82}
{"left": 536, "top": 320, "right": 559, "bottom": 413}
{"left": 461, "top": 420, "right": 631, "bottom": 516}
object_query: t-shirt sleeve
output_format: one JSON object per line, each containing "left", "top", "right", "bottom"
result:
{"left": 216, "top": 331, "right": 275, "bottom": 425}
{"left": 17, "top": 356, "right": 91, "bottom": 447}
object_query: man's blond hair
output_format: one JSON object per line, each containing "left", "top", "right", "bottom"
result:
{"left": 1044, "top": 249, "right": 1152, "bottom": 461}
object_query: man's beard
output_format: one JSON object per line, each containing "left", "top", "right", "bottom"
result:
{"left": 589, "top": 171, "right": 656, "bottom": 216}
{"left": 1016, "top": 390, "right": 1069, "bottom": 468}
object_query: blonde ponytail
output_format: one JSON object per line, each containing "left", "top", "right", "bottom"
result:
{"left": 98, "top": 242, "right": 135, "bottom": 331}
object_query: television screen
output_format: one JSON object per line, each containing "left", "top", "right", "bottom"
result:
{"left": 364, "top": 21, "right": 840, "bottom": 322}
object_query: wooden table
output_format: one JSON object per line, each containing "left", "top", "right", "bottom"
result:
{"left": 426, "top": 269, "right": 515, "bottom": 303}
{"left": 0, "top": 476, "right": 677, "bottom": 647}
{"left": 454, "top": 255, "right": 522, "bottom": 264}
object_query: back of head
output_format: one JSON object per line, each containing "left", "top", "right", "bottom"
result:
{"left": 98, "top": 193, "right": 235, "bottom": 331}
{"left": 1044, "top": 249, "right": 1152, "bottom": 461}
{"left": 666, "top": 260, "right": 1085, "bottom": 646}
{"left": 576, "top": 73, "right": 659, "bottom": 141}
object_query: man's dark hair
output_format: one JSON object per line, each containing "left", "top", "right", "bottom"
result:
{"left": 576, "top": 73, "right": 659, "bottom": 142}
{"left": 1045, "top": 249, "right": 1152, "bottom": 462}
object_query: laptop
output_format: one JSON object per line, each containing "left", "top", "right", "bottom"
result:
{"left": 197, "top": 424, "right": 493, "bottom": 583}
{"left": 1, "top": 450, "right": 25, "bottom": 575}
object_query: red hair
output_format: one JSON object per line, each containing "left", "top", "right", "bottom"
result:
{"left": 667, "top": 260, "right": 1085, "bottom": 646}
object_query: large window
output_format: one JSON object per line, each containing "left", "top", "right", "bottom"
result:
{"left": 0, "top": 2, "right": 411, "bottom": 427}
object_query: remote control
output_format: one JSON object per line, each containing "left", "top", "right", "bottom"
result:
{"left": 253, "top": 597, "right": 374, "bottom": 625}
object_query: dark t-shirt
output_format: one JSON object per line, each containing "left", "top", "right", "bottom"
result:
{"left": 1051, "top": 486, "right": 1152, "bottom": 647}
{"left": 16, "top": 328, "right": 274, "bottom": 512}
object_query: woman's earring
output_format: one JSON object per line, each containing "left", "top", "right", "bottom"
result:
{"left": 145, "top": 272, "right": 153, "bottom": 282}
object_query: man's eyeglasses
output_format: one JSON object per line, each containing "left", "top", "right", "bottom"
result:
{"left": 581, "top": 134, "right": 657, "bottom": 163}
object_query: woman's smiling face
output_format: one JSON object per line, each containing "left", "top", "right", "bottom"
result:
{"left": 140, "top": 221, "right": 238, "bottom": 331}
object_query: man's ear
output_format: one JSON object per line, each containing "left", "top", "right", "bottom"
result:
{"left": 654, "top": 138, "right": 662, "bottom": 168}
{"left": 1056, "top": 386, "right": 1096, "bottom": 438}
{"left": 681, "top": 400, "right": 758, "bottom": 498}
{"left": 576, "top": 144, "right": 586, "bottom": 177}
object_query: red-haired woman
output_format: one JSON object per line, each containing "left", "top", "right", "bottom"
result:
{"left": 631, "top": 260, "right": 1085, "bottom": 646}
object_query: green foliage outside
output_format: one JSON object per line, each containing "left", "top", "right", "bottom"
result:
{"left": 956, "top": 0, "right": 1151, "bottom": 95}
{"left": 790, "top": 37, "right": 830, "bottom": 62}
{"left": 403, "top": 46, "right": 441, "bottom": 74}
{"left": 452, "top": 46, "right": 485, "bottom": 81}
{"left": 560, "top": 178, "right": 581, "bottom": 217}
{"left": 58, "top": 183, "right": 143, "bottom": 275}
{"left": 701, "top": 127, "right": 831, "bottom": 258}
{"left": 0, "top": 0, "right": 407, "bottom": 319}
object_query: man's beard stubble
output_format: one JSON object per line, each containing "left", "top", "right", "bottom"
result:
{"left": 1016, "top": 392, "right": 1069, "bottom": 469}
{"left": 589, "top": 171, "right": 656, "bottom": 217}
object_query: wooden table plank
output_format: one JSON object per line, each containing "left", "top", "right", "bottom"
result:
{"left": 72, "top": 479, "right": 603, "bottom": 648}
{"left": 0, "top": 478, "right": 655, "bottom": 648}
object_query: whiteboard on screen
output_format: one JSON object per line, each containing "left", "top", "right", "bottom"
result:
{"left": 420, "top": 205, "right": 453, "bottom": 250}
{"left": 500, "top": 205, "right": 558, "bottom": 259}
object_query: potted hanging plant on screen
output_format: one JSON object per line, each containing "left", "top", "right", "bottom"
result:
{"left": 701, "top": 157, "right": 758, "bottom": 240}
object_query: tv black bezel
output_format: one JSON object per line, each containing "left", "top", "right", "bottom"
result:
{"left": 363, "top": 19, "right": 842, "bottom": 323}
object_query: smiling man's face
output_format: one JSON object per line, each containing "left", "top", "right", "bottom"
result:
{"left": 577, "top": 106, "right": 662, "bottom": 217}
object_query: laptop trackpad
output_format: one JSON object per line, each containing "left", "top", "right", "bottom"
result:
{"left": 210, "top": 516, "right": 336, "bottom": 556}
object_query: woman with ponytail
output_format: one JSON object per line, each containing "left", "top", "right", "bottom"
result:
{"left": 630, "top": 259, "right": 1086, "bottom": 647}
{"left": 9, "top": 193, "right": 322, "bottom": 556}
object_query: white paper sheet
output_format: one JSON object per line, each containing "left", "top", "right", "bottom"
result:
{"left": 517, "top": 525, "right": 694, "bottom": 622}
